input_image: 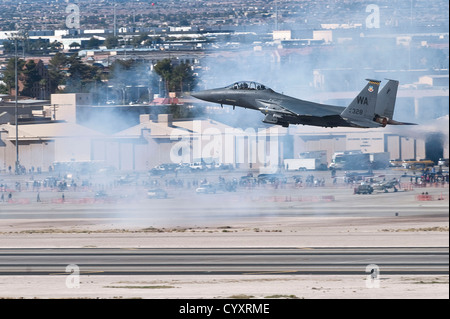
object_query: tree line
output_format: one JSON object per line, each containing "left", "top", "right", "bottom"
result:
{"left": 1, "top": 53, "right": 196, "bottom": 107}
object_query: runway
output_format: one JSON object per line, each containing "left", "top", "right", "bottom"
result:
{"left": 0, "top": 171, "right": 447, "bottom": 298}
{"left": 0, "top": 247, "right": 447, "bottom": 276}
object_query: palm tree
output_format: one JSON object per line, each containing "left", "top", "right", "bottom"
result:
{"left": 3, "top": 57, "right": 25, "bottom": 96}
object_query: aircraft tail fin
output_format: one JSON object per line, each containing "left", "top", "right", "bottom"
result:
{"left": 341, "top": 79, "right": 381, "bottom": 128}
{"left": 375, "top": 79, "right": 398, "bottom": 119}
{"left": 374, "top": 79, "right": 418, "bottom": 126}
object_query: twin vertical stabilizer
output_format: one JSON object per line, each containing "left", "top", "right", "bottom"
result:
{"left": 341, "top": 79, "right": 382, "bottom": 128}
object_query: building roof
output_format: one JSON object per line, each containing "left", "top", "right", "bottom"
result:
{"left": 1, "top": 121, "right": 105, "bottom": 140}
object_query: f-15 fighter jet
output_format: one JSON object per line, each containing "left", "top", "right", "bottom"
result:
{"left": 191, "top": 79, "right": 416, "bottom": 128}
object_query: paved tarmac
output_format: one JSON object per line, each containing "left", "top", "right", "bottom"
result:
{"left": 0, "top": 168, "right": 448, "bottom": 299}
{"left": 0, "top": 247, "right": 447, "bottom": 276}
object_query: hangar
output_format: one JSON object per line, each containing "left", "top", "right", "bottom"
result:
{"left": 0, "top": 93, "right": 447, "bottom": 173}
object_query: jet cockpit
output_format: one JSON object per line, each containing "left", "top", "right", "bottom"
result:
{"left": 225, "top": 81, "right": 272, "bottom": 91}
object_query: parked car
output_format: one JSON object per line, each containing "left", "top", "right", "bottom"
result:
{"left": 190, "top": 162, "right": 204, "bottom": 170}
{"left": 438, "top": 158, "right": 449, "bottom": 167}
{"left": 150, "top": 163, "right": 179, "bottom": 175}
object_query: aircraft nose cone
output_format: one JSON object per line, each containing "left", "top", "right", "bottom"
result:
{"left": 191, "top": 90, "right": 208, "bottom": 101}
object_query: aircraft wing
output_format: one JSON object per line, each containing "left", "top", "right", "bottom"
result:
{"left": 256, "top": 98, "right": 384, "bottom": 128}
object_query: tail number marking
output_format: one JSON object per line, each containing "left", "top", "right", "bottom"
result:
{"left": 348, "top": 108, "right": 364, "bottom": 115}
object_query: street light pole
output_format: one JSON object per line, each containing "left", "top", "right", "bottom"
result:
{"left": 113, "top": 0, "right": 117, "bottom": 37}
{"left": 14, "top": 38, "right": 20, "bottom": 175}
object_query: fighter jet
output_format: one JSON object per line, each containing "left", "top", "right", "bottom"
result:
{"left": 191, "top": 79, "right": 416, "bottom": 128}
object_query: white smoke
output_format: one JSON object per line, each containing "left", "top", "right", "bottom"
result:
{"left": 388, "top": 115, "right": 449, "bottom": 140}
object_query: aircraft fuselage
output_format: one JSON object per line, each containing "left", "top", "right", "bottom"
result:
{"left": 191, "top": 80, "right": 415, "bottom": 128}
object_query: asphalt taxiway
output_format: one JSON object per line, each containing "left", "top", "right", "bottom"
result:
{"left": 0, "top": 247, "right": 447, "bottom": 276}
{"left": 0, "top": 169, "right": 448, "bottom": 298}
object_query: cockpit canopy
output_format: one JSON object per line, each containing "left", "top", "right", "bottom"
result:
{"left": 225, "top": 81, "right": 271, "bottom": 91}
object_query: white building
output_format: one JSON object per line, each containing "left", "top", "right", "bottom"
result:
{"left": 0, "top": 92, "right": 447, "bottom": 173}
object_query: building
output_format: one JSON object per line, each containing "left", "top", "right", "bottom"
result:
{"left": 289, "top": 126, "right": 427, "bottom": 166}
{"left": 0, "top": 91, "right": 448, "bottom": 173}
{"left": 0, "top": 121, "right": 105, "bottom": 173}
{"left": 0, "top": 99, "right": 50, "bottom": 124}
{"left": 98, "top": 114, "right": 282, "bottom": 171}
